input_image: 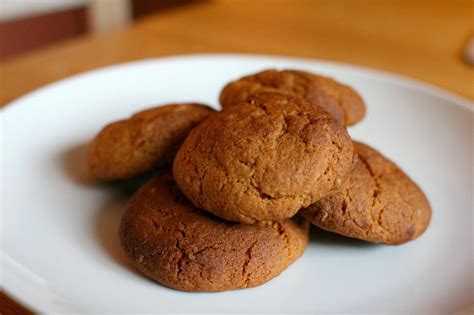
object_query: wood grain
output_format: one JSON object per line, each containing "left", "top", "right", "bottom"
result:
{"left": 0, "top": 1, "right": 472, "bottom": 107}
{"left": 0, "top": 291, "right": 34, "bottom": 315}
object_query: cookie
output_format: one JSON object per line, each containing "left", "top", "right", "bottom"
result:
{"left": 87, "top": 103, "right": 215, "bottom": 180}
{"left": 300, "top": 142, "right": 431, "bottom": 245}
{"left": 173, "top": 93, "right": 354, "bottom": 224}
{"left": 119, "top": 173, "right": 309, "bottom": 292}
{"left": 219, "top": 69, "right": 366, "bottom": 126}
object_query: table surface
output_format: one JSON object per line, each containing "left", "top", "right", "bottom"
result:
{"left": 0, "top": 0, "right": 473, "bottom": 109}
{"left": 0, "top": 0, "right": 473, "bottom": 312}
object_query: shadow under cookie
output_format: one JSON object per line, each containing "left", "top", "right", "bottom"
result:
{"left": 60, "top": 143, "right": 100, "bottom": 187}
{"left": 60, "top": 142, "right": 155, "bottom": 194}
{"left": 309, "top": 226, "right": 376, "bottom": 248}
{"left": 93, "top": 193, "right": 142, "bottom": 277}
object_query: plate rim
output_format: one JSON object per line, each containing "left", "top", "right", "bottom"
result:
{"left": 1, "top": 53, "right": 473, "bottom": 116}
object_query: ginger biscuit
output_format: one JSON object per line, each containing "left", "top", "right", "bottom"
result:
{"left": 219, "top": 69, "right": 365, "bottom": 126}
{"left": 88, "top": 103, "right": 215, "bottom": 180}
{"left": 173, "top": 93, "right": 353, "bottom": 224}
{"left": 119, "top": 173, "right": 309, "bottom": 292}
{"left": 300, "top": 142, "right": 431, "bottom": 245}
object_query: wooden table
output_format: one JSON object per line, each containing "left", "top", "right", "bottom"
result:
{"left": 0, "top": 1, "right": 472, "bottom": 312}
{"left": 0, "top": 0, "right": 473, "bottom": 109}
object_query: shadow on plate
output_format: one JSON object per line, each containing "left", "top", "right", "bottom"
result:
{"left": 60, "top": 143, "right": 100, "bottom": 187}
{"left": 61, "top": 143, "right": 157, "bottom": 277}
{"left": 60, "top": 142, "right": 153, "bottom": 194}
{"left": 94, "top": 193, "right": 147, "bottom": 278}
{"left": 94, "top": 191, "right": 169, "bottom": 285}
{"left": 309, "top": 225, "right": 376, "bottom": 248}
{"left": 94, "top": 194, "right": 132, "bottom": 270}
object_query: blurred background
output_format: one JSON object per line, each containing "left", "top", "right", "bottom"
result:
{"left": 0, "top": 0, "right": 199, "bottom": 61}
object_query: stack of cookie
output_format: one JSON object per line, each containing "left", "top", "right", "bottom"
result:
{"left": 87, "top": 69, "right": 431, "bottom": 292}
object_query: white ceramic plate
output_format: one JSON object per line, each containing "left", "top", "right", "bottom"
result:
{"left": 2, "top": 54, "right": 473, "bottom": 314}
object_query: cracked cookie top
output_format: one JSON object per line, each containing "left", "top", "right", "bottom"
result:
{"left": 300, "top": 142, "right": 432, "bottom": 245}
{"left": 173, "top": 93, "right": 354, "bottom": 224}
{"left": 219, "top": 69, "right": 366, "bottom": 126}
{"left": 88, "top": 103, "right": 215, "bottom": 180}
{"left": 119, "top": 173, "right": 309, "bottom": 292}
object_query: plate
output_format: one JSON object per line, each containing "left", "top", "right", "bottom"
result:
{"left": 2, "top": 54, "right": 473, "bottom": 314}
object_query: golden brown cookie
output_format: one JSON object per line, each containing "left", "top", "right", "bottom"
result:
{"left": 88, "top": 103, "right": 215, "bottom": 180}
{"left": 219, "top": 69, "right": 366, "bottom": 126}
{"left": 300, "top": 142, "right": 431, "bottom": 245}
{"left": 119, "top": 173, "right": 309, "bottom": 292}
{"left": 173, "top": 93, "right": 354, "bottom": 224}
